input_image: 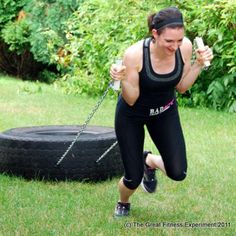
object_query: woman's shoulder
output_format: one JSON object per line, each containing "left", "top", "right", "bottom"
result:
{"left": 123, "top": 39, "right": 144, "bottom": 71}
{"left": 180, "top": 37, "right": 193, "bottom": 62}
{"left": 125, "top": 40, "right": 144, "bottom": 57}
{"left": 124, "top": 40, "right": 144, "bottom": 61}
{"left": 180, "top": 37, "right": 193, "bottom": 53}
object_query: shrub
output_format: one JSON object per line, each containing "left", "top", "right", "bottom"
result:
{"left": 24, "top": 0, "right": 81, "bottom": 65}
{"left": 0, "top": 40, "right": 45, "bottom": 78}
{"left": 54, "top": 0, "right": 166, "bottom": 96}
{"left": 0, "top": 0, "right": 81, "bottom": 80}
{"left": 0, "top": 0, "right": 30, "bottom": 29}
{"left": 1, "top": 18, "right": 30, "bottom": 54}
{"left": 0, "top": 11, "right": 50, "bottom": 79}
{"left": 56, "top": 0, "right": 235, "bottom": 111}
{"left": 0, "top": 0, "right": 36, "bottom": 77}
{"left": 171, "top": 0, "right": 236, "bottom": 111}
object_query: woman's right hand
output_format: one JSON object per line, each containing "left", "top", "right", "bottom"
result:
{"left": 110, "top": 63, "right": 126, "bottom": 81}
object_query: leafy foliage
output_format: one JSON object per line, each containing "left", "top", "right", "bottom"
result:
{"left": 0, "top": 0, "right": 235, "bottom": 111}
{"left": 1, "top": 18, "right": 30, "bottom": 54}
{"left": 0, "top": 0, "right": 30, "bottom": 29}
{"left": 170, "top": 0, "right": 236, "bottom": 111}
{"left": 53, "top": 0, "right": 166, "bottom": 96}
{"left": 0, "top": 0, "right": 81, "bottom": 80}
{"left": 24, "top": 0, "right": 81, "bottom": 64}
{"left": 55, "top": 0, "right": 235, "bottom": 111}
{"left": 207, "top": 73, "right": 236, "bottom": 112}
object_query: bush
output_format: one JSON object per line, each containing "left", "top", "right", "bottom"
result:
{"left": 171, "top": 0, "right": 236, "bottom": 111}
{"left": 0, "top": 0, "right": 44, "bottom": 78}
{"left": 56, "top": 0, "right": 235, "bottom": 111}
{"left": 0, "top": 13, "right": 51, "bottom": 79}
{"left": 0, "top": 0, "right": 30, "bottom": 29}
{"left": 0, "top": 0, "right": 81, "bottom": 79}
{"left": 54, "top": 0, "right": 167, "bottom": 96}
{"left": 24, "top": 0, "right": 81, "bottom": 65}
{"left": 0, "top": 40, "right": 46, "bottom": 78}
{"left": 1, "top": 0, "right": 235, "bottom": 111}
{"left": 1, "top": 18, "right": 30, "bottom": 54}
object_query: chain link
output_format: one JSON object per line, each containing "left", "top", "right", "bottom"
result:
{"left": 56, "top": 82, "right": 113, "bottom": 166}
{"left": 95, "top": 140, "right": 118, "bottom": 163}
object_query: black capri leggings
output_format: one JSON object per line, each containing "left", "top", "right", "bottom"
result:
{"left": 115, "top": 102, "right": 187, "bottom": 190}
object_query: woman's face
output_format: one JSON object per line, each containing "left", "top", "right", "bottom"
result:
{"left": 154, "top": 27, "right": 185, "bottom": 55}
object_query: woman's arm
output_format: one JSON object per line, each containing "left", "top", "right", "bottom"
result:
{"left": 176, "top": 37, "right": 213, "bottom": 94}
{"left": 110, "top": 43, "right": 142, "bottom": 106}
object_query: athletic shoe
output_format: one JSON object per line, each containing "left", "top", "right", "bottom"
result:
{"left": 141, "top": 151, "right": 157, "bottom": 193}
{"left": 114, "top": 202, "right": 130, "bottom": 217}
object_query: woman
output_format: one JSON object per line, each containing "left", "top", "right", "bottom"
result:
{"left": 110, "top": 6, "right": 213, "bottom": 217}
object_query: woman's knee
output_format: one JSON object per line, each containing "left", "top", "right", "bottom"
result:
{"left": 167, "top": 169, "right": 187, "bottom": 181}
{"left": 123, "top": 175, "right": 143, "bottom": 190}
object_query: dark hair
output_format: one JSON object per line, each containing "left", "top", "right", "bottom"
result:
{"left": 147, "top": 7, "right": 184, "bottom": 35}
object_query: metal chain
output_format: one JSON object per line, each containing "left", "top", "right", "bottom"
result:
{"left": 95, "top": 140, "right": 118, "bottom": 163}
{"left": 56, "top": 82, "right": 113, "bottom": 166}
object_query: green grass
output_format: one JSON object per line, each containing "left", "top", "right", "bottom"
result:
{"left": 0, "top": 76, "right": 235, "bottom": 236}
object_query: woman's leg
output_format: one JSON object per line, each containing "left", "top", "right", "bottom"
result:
{"left": 118, "top": 178, "right": 136, "bottom": 203}
{"left": 115, "top": 111, "right": 145, "bottom": 203}
{"left": 145, "top": 153, "right": 166, "bottom": 174}
{"left": 146, "top": 106, "right": 187, "bottom": 181}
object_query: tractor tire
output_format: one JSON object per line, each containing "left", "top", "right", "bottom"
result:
{"left": 0, "top": 125, "right": 123, "bottom": 181}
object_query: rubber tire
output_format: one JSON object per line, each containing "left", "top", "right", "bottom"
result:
{"left": 0, "top": 125, "right": 123, "bottom": 181}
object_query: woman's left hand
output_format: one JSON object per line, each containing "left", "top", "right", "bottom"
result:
{"left": 195, "top": 46, "right": 214, "bottom": 67}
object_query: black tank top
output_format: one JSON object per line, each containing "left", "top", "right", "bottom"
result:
{"left": 118, "top": 37, "right": 184, "bottom": 117}
{"left": 138, "top": 37, "right": 184, "bottom": 106}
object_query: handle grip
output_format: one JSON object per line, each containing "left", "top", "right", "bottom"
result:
{"left": 111, "top": 59, "right": 122, "bottom": 91}
{"left": 194, "top": 37, "right": 211, "bottom": 68}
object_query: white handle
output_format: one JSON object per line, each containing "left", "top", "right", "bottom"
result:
{"left": 194, "top": 37, "right": 211, "bottom": 67}
{"left": 112, "top": 59, "right": 122, "bottom": 91}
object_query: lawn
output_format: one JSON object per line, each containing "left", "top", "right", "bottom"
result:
{"left": 0, "top": 76, "right": 235, "bottom": 236}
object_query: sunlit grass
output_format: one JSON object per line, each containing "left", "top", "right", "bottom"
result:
{"left": 0, "top": 76, "right": 235, "bottom": 235}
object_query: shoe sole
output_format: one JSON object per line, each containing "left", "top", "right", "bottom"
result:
{"left": 113, "top": 213, "right": 129, "bottom": 218}
{"left": 141, "top": 180, "right": 149, "bottom": 193}
{"left": 141, "top": 178, "right": 156, "bottom": 193}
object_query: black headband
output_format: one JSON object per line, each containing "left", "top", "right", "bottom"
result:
{"left": 153, "top": 18, "right": 184, "bottom": 30}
